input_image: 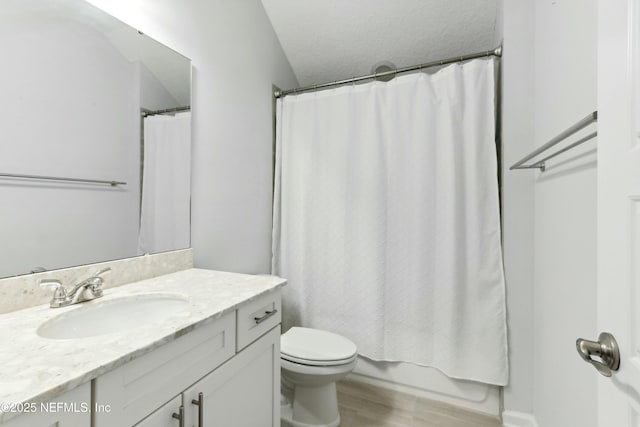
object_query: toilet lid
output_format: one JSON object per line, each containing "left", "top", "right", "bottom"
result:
{"left": 281, "top": 327, "right": 357, "bottom": 364}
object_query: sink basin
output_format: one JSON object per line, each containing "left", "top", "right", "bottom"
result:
{"left": 37, "top": 294, "right": 191, "bottom": 339}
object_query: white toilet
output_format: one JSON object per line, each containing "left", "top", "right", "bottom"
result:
{"left": 280, "top": 327, "right": 357, "bottom": 427}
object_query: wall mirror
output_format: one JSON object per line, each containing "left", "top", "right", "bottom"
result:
{"left": 0, "top": 0, "right": 192, "bottom": 279}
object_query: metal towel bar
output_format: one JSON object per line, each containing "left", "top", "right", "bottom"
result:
{"left": 510, "top": 111, "right": 598, "bottom": 171}
{"left": 0, "top": 173, "right": 126, "bottom": 187}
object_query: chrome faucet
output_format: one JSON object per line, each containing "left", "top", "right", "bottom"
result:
{"left": 40, "top": 268, "right": 110, "bottom": 308}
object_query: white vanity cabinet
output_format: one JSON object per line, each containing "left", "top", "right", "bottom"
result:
{"left": 183, "top": 327, "right": 280, "bottom": 426}
{"left": 134, "top": 395, "right": 182, "bottom": 427}
{"left": 2, "top": 383, "right": 90, "bottom": 427}
{"left": 134, "top": 328, "right": 280, "bottom": 427}
{"left": 94, "top": 289, "right": 282, "bottom": 427}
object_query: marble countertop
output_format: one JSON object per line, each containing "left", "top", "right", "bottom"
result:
{"left": 0, "top": 268, "right": 286, "bottom": 424}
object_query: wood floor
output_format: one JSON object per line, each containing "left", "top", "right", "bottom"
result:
{"left": 336, "top": 380, "right": 502, "bottom": 427}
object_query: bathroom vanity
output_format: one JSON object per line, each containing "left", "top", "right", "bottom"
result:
{"left": 0, "top": 269, "right": 284, "bottom": 427}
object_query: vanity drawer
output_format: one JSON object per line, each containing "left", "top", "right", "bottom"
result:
{"left": 94, "top": 311, "right": 236, "bottom": 427}
{"left": 236, "top": 289, "right": 281, "bottom": 351}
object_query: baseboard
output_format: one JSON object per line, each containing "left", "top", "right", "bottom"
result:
{"left": 502, "top": 410, "right": 538, "bottom": 427}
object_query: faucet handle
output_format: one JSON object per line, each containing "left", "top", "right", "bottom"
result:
{"left": 40, "top": 279, "right": 68, "bottom": 307}
{"left": 40, "top": 279, "right": 66, "bottom": 295}
{"left": 94, "top": 267, "right": 111, "bottom": 277}
{"left": 87, "top": 268, "right": 110, "bottom": 295}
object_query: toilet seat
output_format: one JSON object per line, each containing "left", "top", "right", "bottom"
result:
{"left": 281, "top": 327, "right": 357, "bottom": 366}
{"left": 281, "top": 352, "right": 357, "bottom": 366}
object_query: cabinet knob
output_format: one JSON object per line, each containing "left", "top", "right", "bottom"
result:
{"left": 191, "top": 392, "right": 204, "bottom": 427}
{"left": 172, "top": 405, "right": 184, "bottom": 427}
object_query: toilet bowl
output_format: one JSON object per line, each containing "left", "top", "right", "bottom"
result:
{"left": 280, "top": 327, "right": 357, "bottom": 427}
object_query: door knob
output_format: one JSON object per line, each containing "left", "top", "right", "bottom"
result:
{"left": 576, "top": 332, "right": 620, "bottom": 377}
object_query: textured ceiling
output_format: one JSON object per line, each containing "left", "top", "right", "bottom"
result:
{"left": 261, "top": 0, "right": 499, "bottom": 88}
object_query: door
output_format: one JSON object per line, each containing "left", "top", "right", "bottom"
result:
{"left": 595, "top": 0, "right": 640, "bottom": 425}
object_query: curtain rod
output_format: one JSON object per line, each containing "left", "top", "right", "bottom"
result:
{"left": 141, "top": 106, "right": 191, "bottom": 117}
{"left": 275, "top": 45, "right": 502, "bottom": 99}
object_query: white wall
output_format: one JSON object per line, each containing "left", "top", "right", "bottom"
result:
{"left": 85, "top": 0, "right": 299, "bottom": 275}
{"left": 0, "top": 17, "right": 140, "bottom": 277}
{"left": 139, "top": 63, "right": 181, "bottom": 111}
{"left": 532, "top": 0, "right": 598, "bottom": 426}
{"left": 501, "top": 0, "right": 535, "bottom": 416}
{"left": 502, "top": 0, "right": 599, "bottom": 425}
{"left": 494, "top": 0, "right": 504, "bottom": 47}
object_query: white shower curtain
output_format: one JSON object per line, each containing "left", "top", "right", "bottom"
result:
{"left": 138, "top": 112, "right": 191, "bottom": 255}
{"left": 272, "top": 59, "right": 508, "bottom": 386}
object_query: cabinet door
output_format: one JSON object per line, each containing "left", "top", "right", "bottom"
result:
{"left": 134, "top": 395, "right": 182, "bottom": 427}
{"left": 184, "top": 326, "right": 280, "bottom": 427}
{"left": 2, "top": 383, "right": 90, "bottom": 427}
{"left": 94, "top": 312, "right": 235, "bottom": 426}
